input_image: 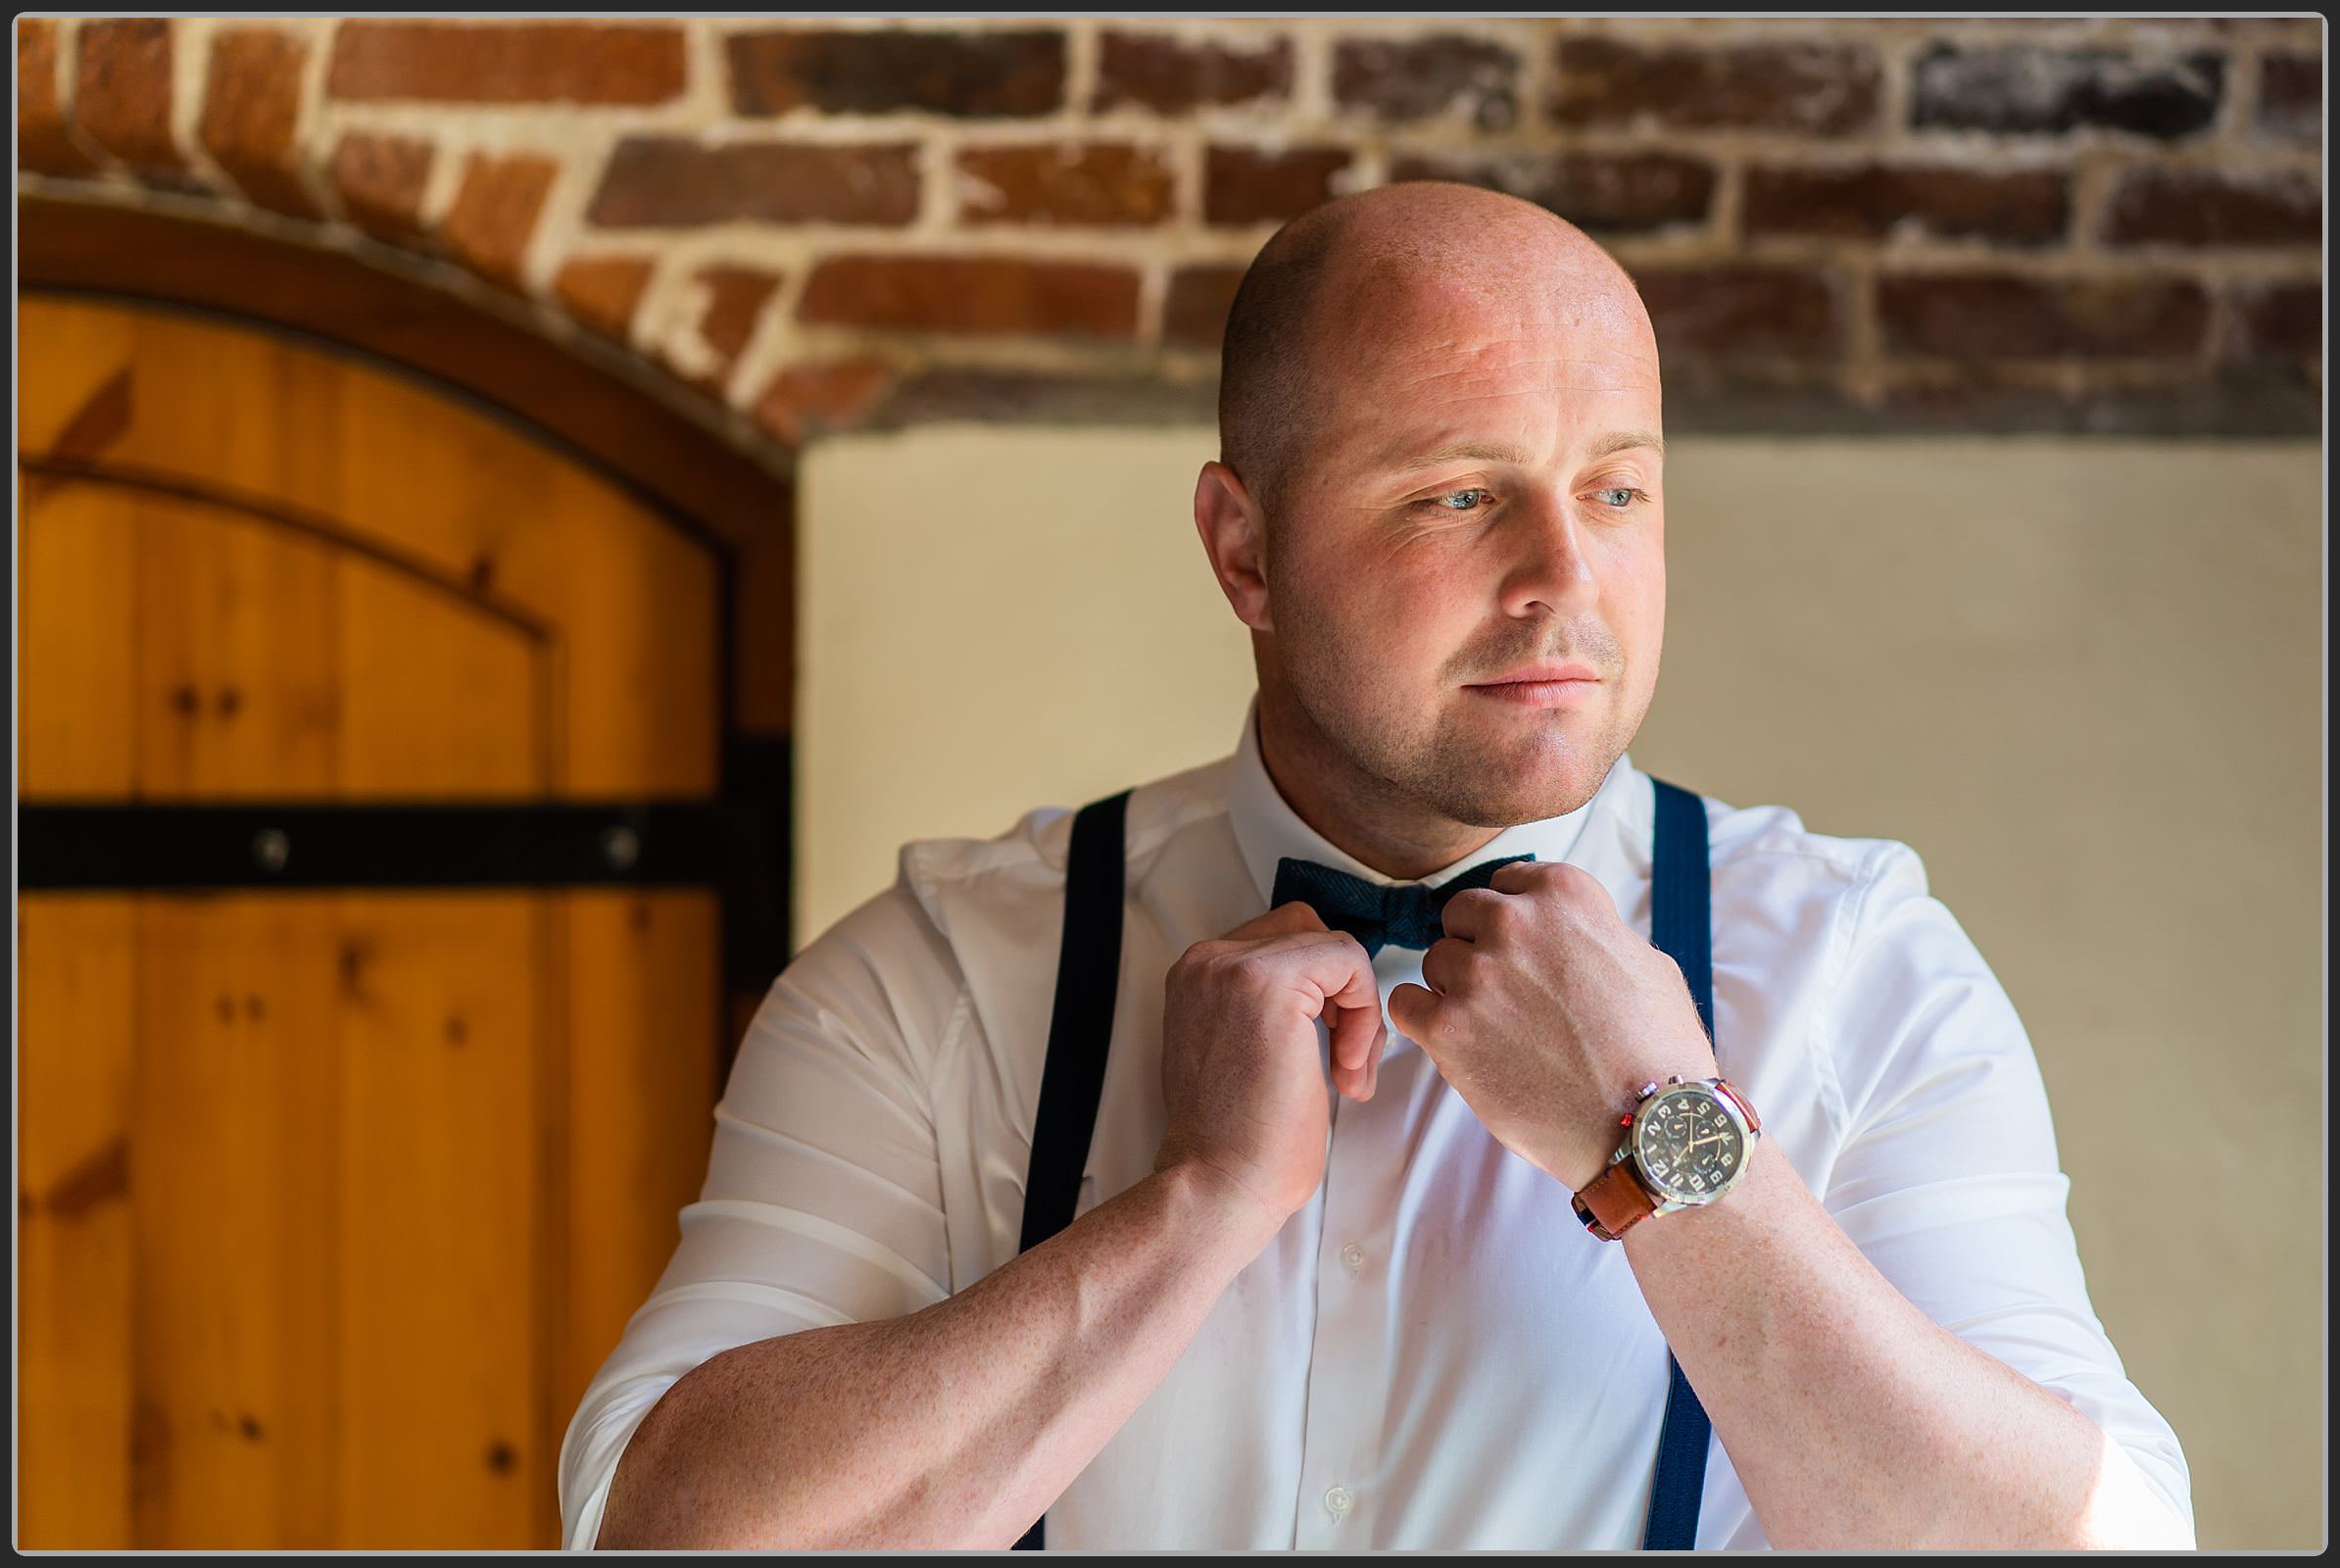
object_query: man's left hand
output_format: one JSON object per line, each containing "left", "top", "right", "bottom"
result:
{"left": 1387, "top": 859, "right": 1718, "bottom": 1192}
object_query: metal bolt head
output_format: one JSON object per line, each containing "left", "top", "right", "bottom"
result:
{"left": 252, "top": 828, "right": 290, "bottom": 873}
{"left": 600, "top": 824, "right": 641, "bottom": 872}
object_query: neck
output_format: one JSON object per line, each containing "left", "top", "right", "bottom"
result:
{"left": 1254, "top": 684, "right": 1503, "bottom": 882}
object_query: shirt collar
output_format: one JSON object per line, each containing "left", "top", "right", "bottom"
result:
{"left": 1224, "top": 690, "right": 1645, "bottom": 915}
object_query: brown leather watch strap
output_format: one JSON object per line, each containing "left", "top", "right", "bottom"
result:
{"left": 1714, "top": 1077, "right": 1762, "bottom": 1135}
{"left": 1573, "top": 1156, "right": 1660, "bottom": 1242}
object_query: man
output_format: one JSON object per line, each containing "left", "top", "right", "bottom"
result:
{"left": 558, "top": 182, "right": 2194, "bottom": 1550}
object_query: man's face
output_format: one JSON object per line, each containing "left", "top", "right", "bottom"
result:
{"left": 1255, "top": 269, "right": 1666, "bottom": 829}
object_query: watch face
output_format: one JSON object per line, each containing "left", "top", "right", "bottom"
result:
{"left": 1632, "top": 1086, "right": 1746, "bottom": 1203}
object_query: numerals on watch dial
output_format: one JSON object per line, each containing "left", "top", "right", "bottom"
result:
{"left": 1633, "top": 1088, "right": 1744, "bottom": 1200}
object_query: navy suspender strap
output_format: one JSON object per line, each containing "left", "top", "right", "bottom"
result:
{"left": 1011, "top": 789, "right": 1133, "bottom": 1552}
{"left": 1641, "top": 774, "right": 1716, "bottom": 1550}
{"left": 1009, "top": 778, "right": 1715, "bottom": 1550}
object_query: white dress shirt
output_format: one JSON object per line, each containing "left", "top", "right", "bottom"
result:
{"left": 558, "top": 693, "right": 2194, "bottom": 1550}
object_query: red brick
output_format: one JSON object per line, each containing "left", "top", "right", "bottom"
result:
{"left": 2102, "top": 168, "right": 2318, "bottom": 248}
{"left": 728, "top": 28, "right": 1063, "bottom": 118}
{"left": 1092, "top": 30, "right": 1291, "bottom": 114}
{"left": 1388, "top": 152, "right": 1714, "bottom": 234}
{"left": 327, "top": 21, "right": 684, "bottom": 106}
{"left": 955, "top": 142, "right": 1174, "bottom": 226}
{"left": 1552, "top": 36, "right": 1878, "bottom": 134}
{"left": 587, "top": 138, "right": 919, "bottom": 228}
{"left": 1334, "top": 35, "right": 1519, "bottom": 130}
{"left": 1742, "top": 163, "right": 2070, "bottom": 245}
{"left": 1911, "top": 44, "right": 2221, "bottom": 139}
{"left": 76, "top": 19, "right": 188, "bottom": 179}
{"left": 1877, "top": 273, "right": 2208, "bottom": 359}
{"left": 1632, "top": 266, "right": 1843, "bottom": 361}
{"left": 328, "top": 131, "right": 433, "bottom": 244}
{"left": 440, "top": 151, "right": 561, "bottom": 289}
{"left": 200, "top": 28, "right": 321, "bottom": 220}
{"left": 18, "top": 20, "right": 102, "bottom": 175}
{"left": 2257, "top": 53, "right": 2320, "bottom": 142}
{"left": 1163, "top": 263, "right": 1248, "bottom": 350}
{"left": 2230, "top": 280, "right": 2320, "bottom": 373}
{"left": 1204, "top": 144, "right": 1352, "bottom": 226}
{"left": 753, "top": 357, "right": 898, "bottom": 445}
{"left": 797, "top": 254, "right": 1141, "bottom": 339}
{"left": 553, "top": 254, "right": 658, "bottom": 341}
{"left": 697, "top": 264, "right": 783, "bottom": 369}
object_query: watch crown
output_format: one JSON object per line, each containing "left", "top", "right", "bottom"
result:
{"left": 1666, "top": 1073, "right": 1683, "bottom": 1085}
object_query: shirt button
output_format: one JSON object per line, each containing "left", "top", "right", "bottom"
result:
{"left": 1340, "top": 1242, "right": 1367, "bottom": 1273}
{"left": 1325, "top": 1485, "right": 1353, "bottom": 1516}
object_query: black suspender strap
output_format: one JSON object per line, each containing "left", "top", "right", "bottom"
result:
{"left": 1641, "top": 774, "right": 1716, "bottom": 1551}
{"left": 1012, "top": 789, "right": 1133, "bottom": 1551}
{"left": 1010, "top": 778, "right": 1716, "bottom": 1550}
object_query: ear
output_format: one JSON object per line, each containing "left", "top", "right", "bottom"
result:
{"left": 1194, "top": 460, "right": 1273, "bottom": 633}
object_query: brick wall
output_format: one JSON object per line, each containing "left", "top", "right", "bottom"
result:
{"left": 18, "top": 16, "right": 2324, "bottom": 447}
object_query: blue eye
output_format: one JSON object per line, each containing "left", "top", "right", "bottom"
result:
{"left": 1421, "top": 488, "right": 1489, "bottom": 513}
{"left": 1593, "top": 487, "right": 1641, "bottom": 508}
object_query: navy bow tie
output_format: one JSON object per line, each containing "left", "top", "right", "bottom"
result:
{"left": 1270, "top": 852, "right": 1537, "bottom": 958}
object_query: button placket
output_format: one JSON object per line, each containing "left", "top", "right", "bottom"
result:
{"left": 1293, "top": 1009, "right": 1399, "bottom": 1549}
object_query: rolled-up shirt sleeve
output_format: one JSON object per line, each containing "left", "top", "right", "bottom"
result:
{"left": 556, "top": 868, "right": 964, "bottom": 1549}
{"left": 1816, "top": 841, "right": 2195, "bottom": 1546}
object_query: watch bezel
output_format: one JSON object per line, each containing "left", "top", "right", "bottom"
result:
{"left": 1629, "top": 1081, "right": 1753, "bottom": 1206}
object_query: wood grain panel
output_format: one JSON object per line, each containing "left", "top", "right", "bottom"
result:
{"left": 133, "top": 897, "right": 342, "bottom": 1547}
{"left": 559, "top": 890, "right": 722, "bottom": 1423}
{"left": 336, "top": 555, "right": 544, "bottom": 795}
{"left": 551, "top": 497, "right": 721, "bottom": 796}
{"left": 14, "top": 292, "right": 138, "bottom": 461}
{"left": 21, "top": 296, "right": 718, "bottom": 798}
{"left": 135, "top": 495, "right": 341, "bottom": 798}
{"left": 21, "top": 483, "right": 139, "bottom": 795}
{"left": 18, "top": 896, "right": 139, "bottom": 1547}
{"left": 333, "top": 894, "right": 544, "bottom": 1546}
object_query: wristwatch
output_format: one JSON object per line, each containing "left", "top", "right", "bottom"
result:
{"left": 1571, "top": 1074, "right": 1762, "bottom": 1241}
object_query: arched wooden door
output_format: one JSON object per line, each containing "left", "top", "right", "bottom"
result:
{"left": 17, "top": 294, "right": 744, "bottom": 1548}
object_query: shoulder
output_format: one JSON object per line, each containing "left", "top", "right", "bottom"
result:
{"left": 1634, "top": 764, "right": 1928, "bottom": 926}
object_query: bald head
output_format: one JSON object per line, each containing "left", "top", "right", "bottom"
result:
{"left": 1216, "top": 181, "right": 1652, "bottom": 528}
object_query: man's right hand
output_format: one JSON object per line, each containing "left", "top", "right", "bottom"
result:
{"left": 1152, "top": 901, "right": 1385, "bottom": 1233}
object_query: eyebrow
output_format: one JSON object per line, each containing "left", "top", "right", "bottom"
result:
{"left": 1385, "top": 429, "right": 1666, "bottom": 471}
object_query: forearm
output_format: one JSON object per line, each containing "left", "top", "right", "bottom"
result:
{"left": 594, "top": 1160, "right": 1280, "bottom": 1549}
{"left": 1620, "top": 1138, "right": 2188, "bottom": 1549}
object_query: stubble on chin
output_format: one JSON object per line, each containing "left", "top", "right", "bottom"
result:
{"left": 1406, "top": 701, "right": 1625, "bottom": 827}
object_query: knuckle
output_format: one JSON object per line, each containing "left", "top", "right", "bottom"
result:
{"left": 1225, "top": 947, "right": 1277, "bottom": 983}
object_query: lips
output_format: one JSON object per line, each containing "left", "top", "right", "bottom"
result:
{"left": 1470, "top": 662, "right": 1598, "bottom": 687}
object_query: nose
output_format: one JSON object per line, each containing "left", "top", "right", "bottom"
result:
{"left": 1498, "top": 488, "right": 1600, "bottom": 619}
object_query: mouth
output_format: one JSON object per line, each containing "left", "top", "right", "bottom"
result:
{"left": 1466, "top": 676, "right": 1600, "bottom": 708}
{"left": 1472, "top": 661, "right": 1599, "bottom": 686}
{"left": 1466, "top": 660, "right": 1602, "bottom": 709}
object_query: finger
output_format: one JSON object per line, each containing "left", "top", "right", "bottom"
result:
{"left": 1437, "top": 886, "right": 1503, "bottom": 942}
{"left": 1323, "top": 960, "right": 1384, "bottom": 1077}
{"left": 1229, "top": 899, "right": 1328, "bottom": 941}
{"left": 1388, "top": 980, "right": 1438, "bottom": 1046}
{"left": 1332, "top": 1001, "right": 1381, "bottom": 1102}
{"left": 1488, "top": 859, "right": 1546, "bottom": 894}
{"left": 1417, "top": 934, "right": 1469, "bottom": 997}
{"left": 1254, "top": 926, "right": 1379, "bottom": 1053}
